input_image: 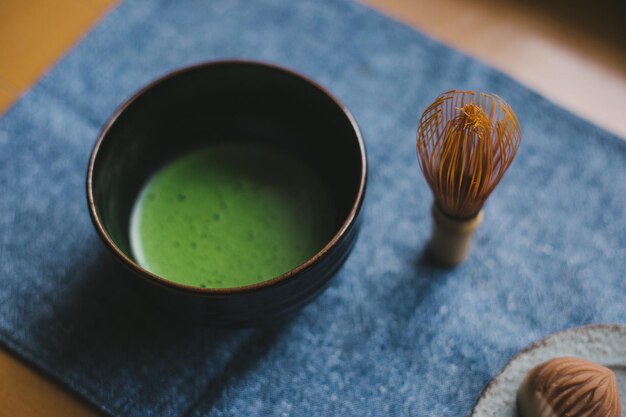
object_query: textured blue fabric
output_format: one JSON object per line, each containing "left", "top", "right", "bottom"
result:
{"left": 1, "top": 0, "right": 625, "bottom": 416}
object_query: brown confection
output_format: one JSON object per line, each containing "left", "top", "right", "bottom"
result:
{"left": 517, "top": 357, "right": 621, "bottom": 417}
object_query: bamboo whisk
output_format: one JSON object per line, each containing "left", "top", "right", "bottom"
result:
{"left": 416, "top": 90, "right": 522, "bottom": 265}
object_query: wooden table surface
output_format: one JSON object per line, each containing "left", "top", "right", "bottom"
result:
{"left": 0, "top": 0, "right": 625, "bottom": 416}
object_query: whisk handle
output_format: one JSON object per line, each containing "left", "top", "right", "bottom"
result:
{"left": 429, "top": 204, "right": 483, "bottom": 266}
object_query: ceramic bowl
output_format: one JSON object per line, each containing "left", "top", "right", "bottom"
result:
{"left": 87, "top": 60, "right": 367, "bottom": 326}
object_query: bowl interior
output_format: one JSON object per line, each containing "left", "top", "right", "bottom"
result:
{"left": 90, "top": 62, "right": 364, "bottom": 280}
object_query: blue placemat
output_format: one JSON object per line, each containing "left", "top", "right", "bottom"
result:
{"left": 1, "top": 0, "right": 625, "bottom": 416}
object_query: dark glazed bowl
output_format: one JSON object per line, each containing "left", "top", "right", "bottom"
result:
{"left": 87, "top": 60, "right": 367, "bottom": 326}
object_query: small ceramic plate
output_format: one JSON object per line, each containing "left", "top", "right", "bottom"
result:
{"left": 471, "top": 324, "right": 626, "bottom": 417}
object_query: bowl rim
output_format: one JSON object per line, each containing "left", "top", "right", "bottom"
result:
{"left": 86, "top": 59, "right": 367, "bottom": 296}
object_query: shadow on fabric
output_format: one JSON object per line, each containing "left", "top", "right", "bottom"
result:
{"left": 23, "top": 243, "right": 290, "bottom": 413}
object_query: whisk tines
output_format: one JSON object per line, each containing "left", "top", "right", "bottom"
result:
{"left": 416, "top": 90, "right": 522, "bottom": 219}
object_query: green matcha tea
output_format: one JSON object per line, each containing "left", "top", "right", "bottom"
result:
{"left": 130, "top": 142, "right": 336, "bottom": 288}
